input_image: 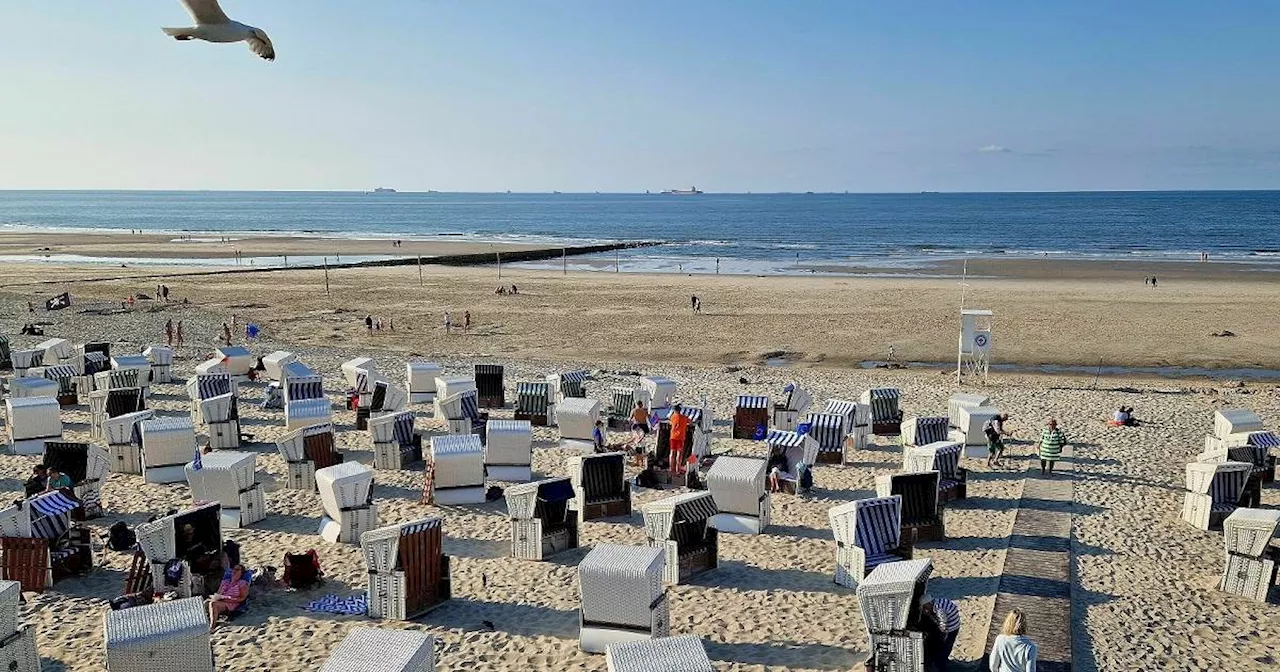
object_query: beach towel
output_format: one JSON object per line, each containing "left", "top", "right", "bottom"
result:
{"left": 304, "top": 592, "right": 367, "bottom": 615}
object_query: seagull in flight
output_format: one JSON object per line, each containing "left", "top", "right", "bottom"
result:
{"left": 162, "top": 0, "right": 275, "bottom": 61}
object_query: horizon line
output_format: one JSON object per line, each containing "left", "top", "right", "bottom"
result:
{"left": 2, "top": 188, "right": 1280, "bottom": 196}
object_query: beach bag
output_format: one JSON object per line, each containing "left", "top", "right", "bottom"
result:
{"left": 485, "top": 486, "right": 504, "bottom": 502}
{"left": 163, "top": 559, "right": 185, "bottom": 587}
{"left": 798, "top": 464, "right": 814, "bottom": 491}
{"left": 107, "top": 521, "right": 136, "bottom": 552}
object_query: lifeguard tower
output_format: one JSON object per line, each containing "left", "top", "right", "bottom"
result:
{"left": 957, "top": 309, "right": 993, "bottom": 384}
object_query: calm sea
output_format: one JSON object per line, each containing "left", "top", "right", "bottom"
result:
{"left": 1, "top": 190, "right": 1278, "bottom": 273}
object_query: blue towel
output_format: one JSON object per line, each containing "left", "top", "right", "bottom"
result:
{"left": 303, "top": 592, "right": 367, "bottom": 615}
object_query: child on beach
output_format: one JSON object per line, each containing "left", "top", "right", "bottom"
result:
{"left": 444, "top": 312, "right": 452, "bottom": 334}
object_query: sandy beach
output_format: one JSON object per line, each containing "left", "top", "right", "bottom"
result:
{"left": 0, "top": 256, "right": 1277, "bottom": 671}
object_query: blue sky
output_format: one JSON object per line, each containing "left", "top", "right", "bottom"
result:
{"left": 2, "top": 1, "right": 1279, "bottom": 192}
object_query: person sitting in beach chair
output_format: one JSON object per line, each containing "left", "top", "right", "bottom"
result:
{"left": 208, "top": 563, "right": 251, "bottom": 630}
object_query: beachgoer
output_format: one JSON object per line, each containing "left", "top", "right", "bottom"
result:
{"left": 26, "top": 302, "right": 34, "bottom": 314}
{"left": 510, "top": 284, "right": 518, "bottom": 294}
{"left": 45, "top": 467, "right": 72, "bottom": 492}
{"left": 208, "top": 564, "right": 250, "bottom": 630}
{"left": 1039, "top": 418, "right": 1067, "bottom": 476}
{"left": 1151, "top": 275, "right": 1158, "bottom": 288}
{"left": 388, "top": 318, "right": 394, "bottom": 332}
{"left": 766, "top": 447, "right": 787, "bottom": 492}
{"left": 984, "top": 413, "right": 1011, "bottom": 468}
{"left": 162, "top": 285, "right": 170, "bottom": 302}
{"left": 365, "top": 315, "right": 373, "bottom": 334}
{"left": 24, "top": 465, "right": 48, "bottom": 497}
{"left": 592, "top": 420, "right": 607, "bottom": 453}
{"left": 922, "top": 595, "right": 961, "bottom": 671}
{"left": 988, "top": 609, "right": 1037, "bottom": 672}
{"left": 695, "top": 297, "right": 702, "bottom": 314}
{"left": 716, "top": 258, "right": 720, "bottom": 274}
{"left": 464, "top": 311, "right": 471, "bottom": 333}
{"left": 165, "top": 319, "right": 175, "bottom": 346}
{"left": 221, "top": 323, "right": 232, "bottom": 346}
{"left": 668, "top": 404, "right": 691, "bottom": 476}
{"left": 127, "top": 295, "right": 136, "bottom": 309}
{"left": 691, "top": 295, "right": 698, "bottom": 313}
{"left": 176, "top": 321, "right": 185, "bottom": 347}
{"left": 375, "top": 318, "right": 383, "bottom": 332}
{"left": 888, "top": 344, "right": 896, "bottom": 362}
{"left": 1144, "top": 276, "right": 1149, "bottom": 286}
{"left": 630, "top": 400, "right": 651, "bottom": 436}
{"left": 444, "top": 311, "right": 452, "bottom": 334}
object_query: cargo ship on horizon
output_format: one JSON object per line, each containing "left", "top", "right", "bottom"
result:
{"left": 663, "top": 186, "right": 703, "bottom": 195}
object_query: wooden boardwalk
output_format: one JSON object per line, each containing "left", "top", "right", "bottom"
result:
{"left": 982, "top": 447, "right": 1074, "bottom": 672}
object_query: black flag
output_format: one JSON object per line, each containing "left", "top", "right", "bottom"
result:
{"left": 45, "top": 293, "right": 71, "bottom": 311}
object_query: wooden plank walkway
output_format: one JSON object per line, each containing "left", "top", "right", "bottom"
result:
{"left": 982, "top": 447, "right": 1074, "bottom": 672}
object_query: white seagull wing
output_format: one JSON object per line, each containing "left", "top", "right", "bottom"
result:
{"left": 247, "top": 30, "right": 276, "bottom": 61}
{"left": 179, "top": 0, "right": 230, "bottom": 26}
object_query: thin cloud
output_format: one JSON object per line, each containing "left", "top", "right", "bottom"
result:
{"left": 978, "top": 145, "right": 1013, "bottom": 153}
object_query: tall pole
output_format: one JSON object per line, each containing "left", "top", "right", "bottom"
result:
{"left": 323, "top": 260, "right": 331, "bottom": 298}
{"left": 615, "top": 250, "right": 619, "bottom": 272}
{"left": 497, "top": 251, "right": 502, "bottom": 279}
{"left": 562, "top": 248, "right": 567, "bottom": 275}
{"left": 418, "top": 255, "right": 423, "bottom": 287}
{"left": 957, "top": 259, "right": 968, "bottom": 386}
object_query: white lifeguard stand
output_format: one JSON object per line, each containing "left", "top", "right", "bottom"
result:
{"left": 958, "top": 308, "right": 993, "bottom": 384}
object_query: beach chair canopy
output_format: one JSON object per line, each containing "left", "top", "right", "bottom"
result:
{"left": 1184, "top": 461, "right": 1252, "bottom": 502}
{"left": 737, "top": 395, "right": 769, "bottom": 410}
{"left": 316, "top": 462, "right": 375, "bottom": 518}
{"left": 706, "top": 456, "right": 767, "bottom": 515}
{"left": 830, "top": 496, "right": 902, "bottom": 560}
{"left": 506, "top": 477, "right": 575, "bottom": 521}
{"left": 571, "top": 452, "right": 627, "bottom": 501}
{"left": 578, "top": 544, "right": 665, "bottom": 628}
{"left": 643, "top": 491, "right": 718, "bottom": 543}
{"left": 860, "top": 388, "right": 901, "bottom": 422}
{"left": 857, "top": 558, "right": 933, "bottom": 632}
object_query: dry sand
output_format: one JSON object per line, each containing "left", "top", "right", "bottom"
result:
{"left": 0, "top": 258, "right": 1278, "bottom": 671}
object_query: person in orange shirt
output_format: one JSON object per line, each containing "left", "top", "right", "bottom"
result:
{"left": 668, "top": 404, "right": 691, "bottom": 476}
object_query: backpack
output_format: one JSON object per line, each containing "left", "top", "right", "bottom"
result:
{"left": 798, "top": 464, "right": 814, "bottom": 491}
{"left": 107, "top": 521, "right": 136, "bottom": 552}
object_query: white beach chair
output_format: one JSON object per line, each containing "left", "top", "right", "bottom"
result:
{"left": 361, "top": 517, "right": 452, "bottom": 620}
{"left": 0, "top": 581, "right": 39, "bottom": 672}
{"left": 111, "top": 355, "right": 152, "bottom": 394}
{"left": 5, "top": 396, "right": 62, "bottom": 456}
{"left": 185, "top": 451, "right": 266, "bottom": 529}
{"left": 772, "top": 381, "right": 812, "bottom": 432}
{"left": 369, "top": 411, "right": 421, "bottom": 471}
{"left": 900, "top": 416, "right": 949, "bottom": 448}
{"left": 103, "top": 409, "right": 153, "bottom": 475}
{"left": 144, "top": 345, "right": 175, "bottom": 384}
{"left": 276, "top": 422, "right": 341, "bottom": 491}
{"left": 187, "top": 373, "right": 239, "bottom": 449}
{"left": 214, "top": 346, "right": 253, "bottom": 380}
{"left": 316, "top": 462, "right": 378, "bottom": 544}
{"left": 578, "top": 544, "right": 669, "bottom": 654}
{"left": 830, "top": 495, "right": 911, "bottom": 588}
{"left": 89, "top": 387, "right": 146, "bottom": 439}
{"left": 437, "top": 390, "right": 487, "bottom": 436}
{"left": 260, "top": 350, "right": 298, "bottom": 382}
{"left": 139, "top": 416, "right": 196, "bottom": 484}
{"left": 1220, "top": 508, "right": 1280, "bottom": 603}
{"left": 948, "top": 404, "right": 1000, "bottom": 459}
{"left": 342, "top": 356, "right": 378, "bottom": 388}
{"left": 133, "top": 503, "right": 223, "bottom": 599}
{"left": 857, "top": 558, "right": 933, "bottom": 672}
{"left": 35, "top": 338, "right": 72, "bottom": 365}
{"left": 825, "top": 398, "right": 872, "bottom": 451}
{"left": 485, "top": 419, "right": 533, "bottom": 482}
{"left": 506, "top": 477, "right": 579, "bottom": 561}
{"left": 605, "top": 635, "right": 714, "bottom": 672}
{"left": 706, "top": 456, "right": 770, "bottom": 535}
{"left": 639, "top": 376, "right": 677, "bottom": 410}
{"left": 9, "top": 349, "right": 43, "bottom": 378}
{"left": 948, "top": 392, "right": 990, "bottom": 434}
{"left": 1181, "top": 461, "right": 1253, "bottom": 530}
{"left": 406, "top": 361, "right": 442, "bottom": 404}
{"left": 426, "top": 434, "right": 486, "bottom": 505}
{"left": 433, "top": 376, "right": 477, "bottom": 409}
{"left": 642, "top": 491, "right": 719, "bottom": 585}
{"left": 764, "top": 429, "right": 818, "bottom": 494}
{"left": 568, "top": 452, "right": 631, "bottom": 523}
{"left": 8, "top": 376, "right": 58, "bottom": 400}
{"left": 1214, "top": 409, "right": 1265, "bottom": 439}
{"left": 104, "top": 597, "right": 214, "bottom": 672}
{"left": 320, "top": 627, "right": 436, "bottom": 672}
{"left": 558, "top": 397, "right": 602, "bottom": 450}
{"left": 547, "top": 369, "right": 590, "bottom": 404}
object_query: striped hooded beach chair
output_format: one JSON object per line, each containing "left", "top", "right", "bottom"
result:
{"left": 874, "top": 471, "right": 944, "bottom": 542}
{"left": 548, "top": 370, "right": 590, "bottom": 402}
{"left": 42, "top": 441, "right": 110, "bottom": 518}
{"left": 733, "top": 394, "right": 770, "bottom": 439}
{"left": 506, "top": 477, "right": 578, "bottom": 561}
{"left": 515, "top": 381, "right": 552, "bottom": 426}
{"left": 369, "top": 411, "right": 421, "bottom": 471}
{"left": 900, "top": 416, "right": 949, "bottom": 448}
{"left": 830, "top": 495, "right": 912, "bottom": 588}
{"left": 276, "top": 422, "right": 342, "bottom": 491}
{"left": 861, "top": 388, "right": 903, "bottom": 437}
{"left": 439, "top": 390, "right": 487, "bottom": 436}
{"left": 904, "top": 441, "right": 967, "bottom": 502}
{"left": 475, "top": 364, "right": 505, "bottom": 408}
{"left": 361, "top": 517, "right": 452, "bottom": 620}
{"left": 1181, "top": 460, "right": 1252, "bottom": 530}
{"left": 642, "top": 491, "right": 719, "bottom": 585}
{"left": 0, "top": 490, "right": 92, "bottom": 592}
{"left": 825, "top": 398, "right": 872, "bottom": 451}
{"left": 857, "top": 559, "right": 933, "bottom": 672}
{"left": 568, "top": 452, "right": 631, "bottom": 523}
{"left": 41, "top": 364, "right": 79, "bottom": 406}
{"left": 765, "top": 429, "right": 818, "bottom": 494}
{"left": 805, "top": 412, "right": 848, "bottom": 464}
{"left": 607, "top": 386, "right": 637, "bottom": 430}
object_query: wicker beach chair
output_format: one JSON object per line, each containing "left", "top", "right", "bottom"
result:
{"left": 514, "top": 381, "right": 553, "bottom": 426}
{"left": 144, "top": 345, "right": 174, "bottom": 384}
{"left": 642, "top": 491, "right": 719, "bottom": 585}
{"left": 900, "top": 416, "right": 949, "bottom": 448}
{"left": 639, "top": 376, "right": 677, "bottom": 411}
{"left": 185, "top": 451, "right": 266, "bottom": 529}
{"left": 861, "top": 388, "right": 904, "bottom": 437}
{"left": 139, "top": 416, "right": 196, "bottom": 484}
{"left": 5, "top": 396, "right": 62, "bottom": 456}
{"left": 1220, "top": 508, "right": 1280, "bottom": 603}
{"left": 321, "top": 627, "right": 436, "bottom": 672}
{"left": 316, "top": 462, "right": 377, "bottom": 544}
{"left": 214, "top": 346, "right": 253, "bottom": 379}
{"left": 426, "top": 434, "right": 486, "bottom": 505}
{"left": 578, "top": 544, "right": 669, "bottom": 654}
{"left": 89, "top": 387, "right": 146, "bottom": 439}
{"left": 825, "top": 398, "right": 872, "bottom": 452}
{"left": 9, "top": 376, "right": 58, "bottom": 400}
{"left": 558, "top": 397, "right": 603, "bottom": 449}
{"left": 41, "top": 364, "right": 80, "bottom": 406}
{"left": 904, "top": 441, "right": 968, "bottom": 502}
{"left": 277, "top": 422, "right": 341, "bottom": 490}
{"left": 133, "top": 503, "right": 223, "bottom": 599}
{"left": 765, "top": 429, "right": 818, "bottom": 494}
{"left": 706, "top": 456, "right": 770, "bottom": 535}
{"left": 830, "top": 495, "right": 913, "bottom": 588}
{"left": 485, "top": 419, "right": 533, "bottom": 482}
{"left": 437, "top": 390, "right": 488, "bottom": 437}
{"left": 361, "top": 517, "right": 452, "bottom": 620}
{"left": 475, "top": 364, "right": 506, "bottom": 408}
{"left": 104, "top": 596, "right": 214, "bottom": 672}
{"left": 0, "top": 580, "right": 39, "bottom": 672}
{"left": 0, "top": 490, "right": 92, "bottom": 592}
{"left": 857, "top": 558, "right": 933, "bottom": 672}
{"left": 406, "top": 362, "right": 442, "bottom": 404}
{"left": 568, "top": 452, "right": 631, "bottom": 523}
{"left": 608, "top": 386, "right": 638, "bottom": 430}
{"left": 506, "top": 478, "right": 579, "bottom": 561}
{"left": 104, "top": 409, "right": 153, "bottom": 475}
{"left": 772, "top": 382, "right": 812, "bottom": 432}
{"left": 369, "top": 411, "right": 421, "bottom": 471}
{"left": 605, "top": 635, "right": 714, "bottom": 672}
{"left": 547, "top": 369, "right": 590, "bottom": 403}
{"left": 805, "top": 412, "right": 848, "bottom": 464}
{"left": 875, "top": 471, "right": 944, "bottom": 542}
{"left": 260, "top": 350, "right": 298, "bottom": 382}
{"left": 733, "top": 394, "right": 770, "bottom": 439}
{"left": 42, "top": 440, "right": 110, "bottom": 518}
{"left": 1181, "top": 461, "right": 1252, "bottom": 531}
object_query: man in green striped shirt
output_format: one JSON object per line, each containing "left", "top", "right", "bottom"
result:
{"left": 1039, "top": 418, "right": 1067, "bottom": 476}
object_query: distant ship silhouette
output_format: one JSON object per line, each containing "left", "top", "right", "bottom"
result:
{"left": 663, "top": 186, "right": 703, "bottom": 195}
